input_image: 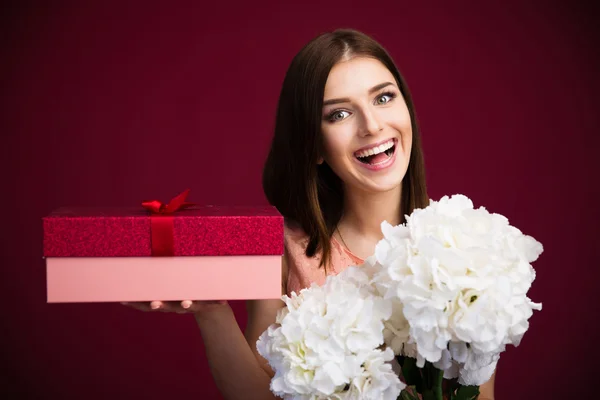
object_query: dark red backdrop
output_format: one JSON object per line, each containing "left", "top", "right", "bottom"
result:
{"left": 2, "top": 1, "right": 598, "bottom": 399}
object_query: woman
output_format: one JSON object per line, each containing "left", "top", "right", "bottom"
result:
{"left": 127, "top": 29, "right": 496, "bottom": 399}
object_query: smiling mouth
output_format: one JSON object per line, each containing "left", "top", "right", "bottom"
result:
{"left": 354, "top": 139, "right": 396, "bottom": 165}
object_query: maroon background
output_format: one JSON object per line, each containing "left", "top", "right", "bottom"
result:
{"left": 2, "top": 1, "right": 598, "bottom": 399}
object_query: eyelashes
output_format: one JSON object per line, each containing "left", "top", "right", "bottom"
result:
{"left": 325, "top": 91, "right": 398, "bottom": 123}
{"left": 375, "top": 91, "right": 398, "bottom": 105}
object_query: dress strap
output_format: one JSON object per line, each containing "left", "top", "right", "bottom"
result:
{"left": 331, "top": 235, "right": 364, "bottom": 264}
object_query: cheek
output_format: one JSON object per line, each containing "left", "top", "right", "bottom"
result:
{"left": 403, "top": 135, "right": 413, "bottom": 158}
{"left": 321, "top": 129, "right": 351, "bottom": 160}
{"left": 401, "top": 126, "right": 412, "bottom": 147}
{"left": 389, "top": 99, "right": 411, "bottom": 125}
{"left": 387, "top": 107, "right": 412, "bottom": 148}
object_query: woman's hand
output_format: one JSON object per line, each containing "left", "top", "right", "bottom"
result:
{"left": 122, "top": 299, "right": 229, "bottom": 316}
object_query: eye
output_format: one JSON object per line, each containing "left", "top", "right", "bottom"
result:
{"left": 327, "top": 110, "right": 350, "bottom": 122}
{"left": 375, "top": 91, "right": 397, "bottom": 105}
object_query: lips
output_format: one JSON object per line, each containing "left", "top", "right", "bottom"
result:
{"left": 354, "top": 138, "right": 396, "bottom": 157}
{"left": 354, "top": 138, "right": 397, "bottom": 165}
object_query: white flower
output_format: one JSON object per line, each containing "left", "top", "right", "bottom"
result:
{"left": 382, "top": 299, "right": 411, "bottom": 356}
{"left": 259, "top": 193, "right": 543, "bottom": 395}
{"left": 370, "top": 194, "right": 543, "bottom": 385}
{"left": 348, "top": 348, "right": 405, "bottom": 400}
{"left": 257, "top": 267, "right": 402, "bottom": 399}
{"left": 365, "top": 245, "right": 412, "bottom": 358}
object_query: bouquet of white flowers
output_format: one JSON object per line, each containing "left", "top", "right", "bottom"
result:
{"left": 257, "top": 195, "right": 543, "bottom": 400}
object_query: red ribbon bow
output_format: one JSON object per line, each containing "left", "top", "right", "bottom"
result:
{"left": 142, "top": 189, "right": 195, "bottom": 256}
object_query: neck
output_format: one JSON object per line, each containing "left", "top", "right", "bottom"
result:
{"left": 339, "top": 185, "right": 403, "bottom": 240}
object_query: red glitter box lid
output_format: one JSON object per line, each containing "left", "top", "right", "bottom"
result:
{"left": 43, "top": 206, "right": 284, "bottom": 257}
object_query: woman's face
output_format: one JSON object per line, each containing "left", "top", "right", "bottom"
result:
{"left": 320, "top": 56, "right": 412, "bottom": 194}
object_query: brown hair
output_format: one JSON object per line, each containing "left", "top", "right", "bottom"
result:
{"left": 262, "top": 29, "right": 429, "bottom": 269}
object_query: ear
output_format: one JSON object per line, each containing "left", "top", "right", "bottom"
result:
{"left": 317, "top": 156, "right": 324, "bottom": 165}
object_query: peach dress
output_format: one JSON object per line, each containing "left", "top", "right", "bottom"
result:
{"left": 283, "top": 220, "right": 364, "bottom": 297}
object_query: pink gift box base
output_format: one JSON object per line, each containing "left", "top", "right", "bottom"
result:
{"left": 46, "top": 255, "right": 282, "bottom": 303}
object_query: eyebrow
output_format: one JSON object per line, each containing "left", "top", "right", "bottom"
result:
{"left": 322, "top": 82, "right": 396, "bottom": 107}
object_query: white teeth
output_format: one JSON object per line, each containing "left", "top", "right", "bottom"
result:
{"left": 355, "top": 139, "right": 395, "bottom": 158}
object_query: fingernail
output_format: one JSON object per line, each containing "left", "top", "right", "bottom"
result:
{"left": 181, "top": 300, "right": 192, "bottom": 309}
{"left": 150, "top": 301, "right": 161, "bottom": 310}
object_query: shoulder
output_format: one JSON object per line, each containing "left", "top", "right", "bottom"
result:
{"left": 283, "top": 218, "right": 307, "bottom": 239}
{"left": 283, "top": 218, "right": 310, "bottom": 252}
{"left": 281, "top": 218, "right": 310, "bottom": 296}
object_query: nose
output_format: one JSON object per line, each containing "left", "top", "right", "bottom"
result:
{"left": 358, "top": 107, "right": 383, "bottom": 137}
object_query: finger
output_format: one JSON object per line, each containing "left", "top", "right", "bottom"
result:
{"left": 184, "top": 299, "right": 229, "bottom": 313}
{"left": 161, "top": 301, "right": 187, "bottom": 313}
{"left": 181, "top": 300, "right": 193, "bottom": 310}
{"left": 165, "top": 300, "right": 192, "bottom": 314}
{"left": 179, "top": 300, "right": 206, "bottom": 314}
{"left": 150, "top": 300, "right": 165, "bottom": 311}
{"left": 124, "top": 299, "right": 228, "bottom": 314}
{"left": 167, "top": 300, "right": 189, "bottom": 314}
{"left": 202, "top": 300, "right": 228, "bottom": 306}
{"left": 121, "top": 301, "right": 154, "bottom": 312}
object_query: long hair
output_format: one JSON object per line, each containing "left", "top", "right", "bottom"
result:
{"left": 262, "top": 29, "right": 429, "bottom": 269}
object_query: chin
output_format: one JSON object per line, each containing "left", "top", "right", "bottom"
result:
{"left": 364, "top": 179, "right": 404, "bottom": 193}
{"left": 350, "top": 171, "right": 406, "bottom": 194}
{"left": 357, "top": 163, "right": 408, "bottom": 192}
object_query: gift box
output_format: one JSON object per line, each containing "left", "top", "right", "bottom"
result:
{"left": 42, "top": 190, "right": 284, "bottom": 303}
